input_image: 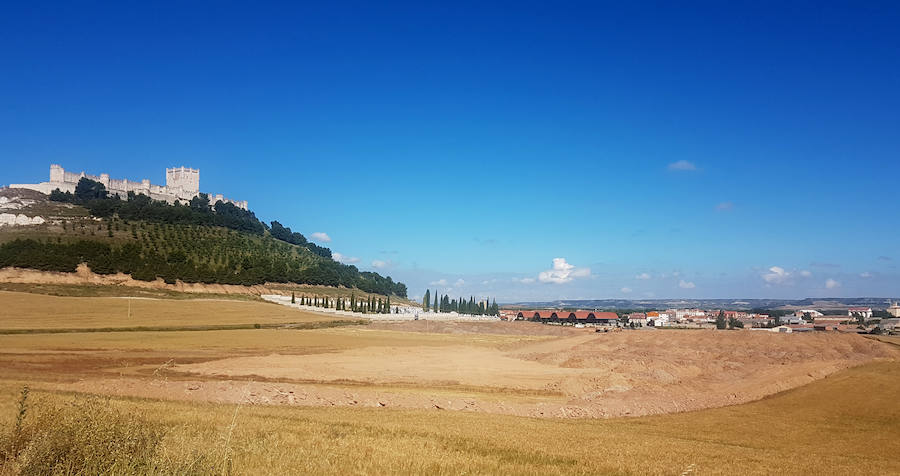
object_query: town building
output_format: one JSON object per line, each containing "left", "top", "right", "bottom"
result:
{"left": 887, "top": 302, "right": 900, "bottom": 318}
{"left": 627, "top": 312, "right": 648, "bottom": 326}
{"left": 878, "top": 318, "right": 900, "bottom": 333}
{"left": 794, "top": 309, "right": 823, "bottom": 318}
{"left": 847, "top": 307, "right": 873, "bottom": 319}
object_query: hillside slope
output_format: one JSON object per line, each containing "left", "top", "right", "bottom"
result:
{"left": 0, "top": 188, "right": 406, "bottom": 296}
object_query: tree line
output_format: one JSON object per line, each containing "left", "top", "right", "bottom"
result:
{"left": 420, "top": 289, "right": 499, "bottom": 316}
{"left": 291, "top": 292, "right": 394, "bottom": 314}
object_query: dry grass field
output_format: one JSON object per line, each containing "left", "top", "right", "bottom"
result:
{"left": 1, "top": 290, "right": 898, "bottom": 474}
{"left": 0, "top": 291, "right": 340, "bottom": 330}
{"left": 1, "top": 361, "right": 898, "bottom": 475}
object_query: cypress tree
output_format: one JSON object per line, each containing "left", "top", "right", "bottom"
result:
{"left": 423, "top": 289, "right": 430, "bottom": 311}
{"left": 291, "top": 292, "right": 295, "bottom": 304}
{"left": 433, "top": 293, "right": 438, "bottom": 313}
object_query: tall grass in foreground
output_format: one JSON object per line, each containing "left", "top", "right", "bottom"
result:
{"left": 0, "top": 387, "right": 222, "bottom": 475}
{"left": 0, "top": 360, "right": 898, "bottom": 474}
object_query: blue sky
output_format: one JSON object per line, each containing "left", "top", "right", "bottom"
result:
{"left": 2, "top": 2, "right": 899, "bottom": 301}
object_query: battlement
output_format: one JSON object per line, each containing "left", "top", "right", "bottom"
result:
{"left": 11, "top": 164, "right": 247, "bottom": 210}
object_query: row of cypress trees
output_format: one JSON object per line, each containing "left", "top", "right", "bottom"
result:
{"left": 291, "top": 291, "right": 393, "bottom": 314}
{"left": 420, "top": 289, "right": 499, "bottom": 315}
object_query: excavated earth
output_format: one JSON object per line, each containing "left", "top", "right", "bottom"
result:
{"left": 54, "top": 324, "right": 897, "bottom": 419}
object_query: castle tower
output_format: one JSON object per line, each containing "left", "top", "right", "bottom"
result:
{"left": 165, "top": 166, "right": 199, "bottom": 194}
{"left": 50, "top": 164, "right": 64, "bottom": 183}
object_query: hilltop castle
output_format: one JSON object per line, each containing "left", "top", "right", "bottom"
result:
{"left": 10, "top": 164, "right": 248, "bottom": 210}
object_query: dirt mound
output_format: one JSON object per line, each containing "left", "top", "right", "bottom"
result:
{"left": 0, "top": 265, "right": 271, "bottom": 296}
{"left": 169, "top": 330, "right": 897, "bottom": 418}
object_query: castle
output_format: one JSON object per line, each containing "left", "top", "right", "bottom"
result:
{"left": 10, "top": 164, "right": 248, "bottom": 210}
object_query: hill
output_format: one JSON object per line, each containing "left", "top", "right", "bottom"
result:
{"left": 0, "top": 185, "right": 406, "bottom": 297}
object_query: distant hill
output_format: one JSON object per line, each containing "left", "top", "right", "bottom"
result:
{"left": 503, "top": 297, "right": 898, "bottom": 312}
{"left": 0, "top": 183, "right": 406, "bottom": 297}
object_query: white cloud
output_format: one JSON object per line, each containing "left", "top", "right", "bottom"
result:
{"left": 538, "top": 258, "right": 591, "bottom": 284}
{"left": 429, "top": 279, "right": 448, "bottom": 286}
{"left": 635, "top": 273, "right": 651, "bottom": 280}
{"left": 310, "top": 232, "right": 331, "bottom": 243}
{"left": 454, "top": 279, "right": 466, "bottom": 287}
{"left": 332, "top": 252, "right": 359, "bottom": 264}
{"left": 371, "top": 260, "right": 390, "bottom": 269}
{"left": 762, "top": 266, "right": 792, "bottom": 285}
{"left": 825, "top": 278, "right": 841, "bottom": 289}
{"left": 620, "top": 287, "right": 632, "bottom": 293}
{"left": 678, "top": 280, "right": 696, "bottom": 289}
{"left": 860, "top": 272, "right": 872, "bottom": 278}
{"left": 715, "top": 201, "right": 734, "bottom": 211}
{"left": 799, "top": 270, "right": 812, "bottom": 277}
{"left": 668, "top": 160, "right": 697, "bottom": 171}
{"left": 514, "top": 277, "right": 536, "bottom": 284}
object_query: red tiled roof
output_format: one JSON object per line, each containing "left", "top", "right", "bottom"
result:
{"left": 594, "top": 312, "right": 619, "bottom": 321}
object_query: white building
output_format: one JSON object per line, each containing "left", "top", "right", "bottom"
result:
{"left": 794, "top": 309, "right": 823, "bottom": 318}
{"left": 847, "top": 307, "right": 872, "bottom": 319}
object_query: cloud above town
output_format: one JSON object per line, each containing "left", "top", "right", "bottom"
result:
{"left": 762, "top": 266, "right": 791, "bottom": 285}
{"left": 825, "top": 278, "right": 841, "bottom": 289}
{"left": 678, "top": 279, "right": 696, "bottom": 289}
{"left": 668, "top": 160, "right": 697, "bottom": 171}
{"left": 537, "top": 258, "right": 591, "bottom": 284}
{"left": 310, "top": 232, "right": 331, "bottom": 243}
{"left": 332, "top": 252, "right": 359, "bottom": 264}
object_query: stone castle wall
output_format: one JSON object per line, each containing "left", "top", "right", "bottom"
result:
{"left": 10, "top": 164, "right": 248, "bottom": 210}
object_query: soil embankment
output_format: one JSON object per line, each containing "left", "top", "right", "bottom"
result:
{"left": 154, "top": 329, "right": 898, "bottom": 418}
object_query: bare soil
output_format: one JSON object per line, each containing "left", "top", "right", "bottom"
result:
{"left": 46, "top": 327, "right": 895, "bottom": 419}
